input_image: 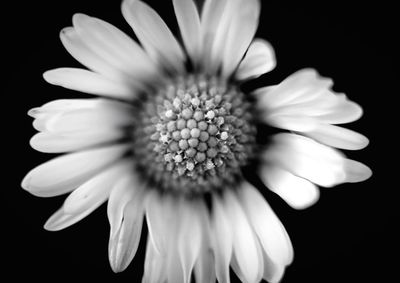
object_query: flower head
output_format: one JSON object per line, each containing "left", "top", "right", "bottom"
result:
{"left": 22, "top": 0, "right": 372, "bottom": 282}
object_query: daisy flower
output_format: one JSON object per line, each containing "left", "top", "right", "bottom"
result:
{"left": 22, "top": 0, "right": 372, "bottom": 282}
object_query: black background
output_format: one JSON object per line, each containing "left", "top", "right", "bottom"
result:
{"left": 3, "top": 0, "right": 395, "bottom": 282}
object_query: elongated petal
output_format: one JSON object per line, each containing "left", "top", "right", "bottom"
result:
{"left": 238, "top": 182, "right": 293, "bottom": 265}
{"left": 63, "top": 160, "right": 133, "bottom": 215}
{"left": 173, "top": 0, "right": 202, "bottom": 63}
{"left": 264, "top": 133, "right": 347, "bottom": 187}
{"left": 223, "top": 190, "right": 263, "bottom": 283}
{"left": 72, "top": 14, "right": 158, "bottom": 84}
{"left": 194, "top": 247, "right": 216, "bottom": 283}
{"left": 44, "top": 205, "right": 96, "bottom": 231}
{"left": 261, "top": 249, "right": 285, "bottom": 283}
{"left": 43, "top": 68, "right": 135, "bottom": 100}
{"left": 200, "top": 0, "right": 228, "bottom": 72}
{"left": 60, "top": 27, "right": 124, "bottom": 81}
{"left": 316, "top": 100, "right": 363, "bottom": 124}
{"left": 109, "top": 195, "right": 145, "bottom": 272}
{"left": 21, "top": 144, "right": 129, "bottom": 197}
{"left": 194, "top": 202, "right": 215, "bottom": 283}
{"left": 122, "top": 0, "right": 185, "bottom": 73}
{"left": 260, "top": 165, "right": 320, "bottom": 209}
{"left": 211, "top": 194, "right": 233, "bottom": 283}
{"left": 178, "top": 201, "right": 202, "bottom": 283}
{"left": 344, "top": 159, "right": 372, "bottom": 183}
{"left": 32, "top": 99, "right": 134, "bottom": 133}
{"left": 305, "top": 124, "right": 369, "bottom": 150}
{"left": 221, "top": 0, "right": 261, "bottom": 77}
{"left": 145, "top": 191, "right": 168, "bottom": 255}
{"left": 143, "top": 238, "right": 167, "bottom": 283}
{"left": 236, "top": 39, "right": 276, "bottom": 80}
{"left": 30, "top": 128, "right": 124, "bottom": 153}
{"left": 255, "top": 69, "right": 333, "bottom": 110}
{"left": 107, "top": 173, "right": 142, "bottom": 238}
{"left": 265, "top": 114, "right": 319, "bottom": 132}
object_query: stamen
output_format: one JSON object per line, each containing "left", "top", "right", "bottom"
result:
{"left": 132, "top": 75, "right": 256, "bottom": 195}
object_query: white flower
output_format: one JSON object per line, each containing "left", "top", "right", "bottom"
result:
{"left": 22, "top": 0, "right": 372, "bottom": 282}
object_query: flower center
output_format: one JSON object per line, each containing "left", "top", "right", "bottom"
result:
{"left": 132, "top": 75, "right": 256, "bottom": 195}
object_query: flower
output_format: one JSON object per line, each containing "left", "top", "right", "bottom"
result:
{"left": 22, "top": 0, "right": 372, "bottom": 282}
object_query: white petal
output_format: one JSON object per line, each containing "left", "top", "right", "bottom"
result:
{"left": 45, "top": 162, "right": 129, "bottom": 231}
{"left": 223, "top": 190, "right": 263, "bottom": 283}
{"left": 255, "top": 69, "right": 333, "bottom": 110}
{"left": 122, "top": 0, "right": 185, "bottom": 73}
{"left": 305, "top": 124, "right": 369, "bottom": 150}
{"left": 145, "top": 191, "right": 168, "bottom": 255}
{"left": 178, "top": 201, "right": 203, "bottom": 283}
{"left": 260, "top": 165, "right": 320, "bottom": 210}
{"left": 221, "top": 0, "right": 261, "bottom": 78}
{"left": 264, "top": 133, "right": 347, "bottom": 187}
{"left": 60, "top": 27, "right": 124, "bottom": 81}
{"left": 72, "top": 14, "right": 158, "bottom": 85}
{"left": 211, "top": 194, "right": 233, "bottom": 283}
{"left": 200, "top": 0, "right": 228, "bottom": 73}
{"left": 194, "top": 201, "right": 216, "bottom": 283}
{"left": 44, "top": 206, "right": 93, "bottom": 231}
{"left": 107, "top": 173, "right": 143, "bottom": 239}
{"left": 29, "top": 99, "right": 101, "bottom": 117}
{"left": 30, "top": 128, "right": 124, "bottom": 153}
{"left": 173, "top": 0, "right": 202, "bottom": 63}
{"left": 21, "top": 144, "right": 129, "bottom": 197}
{"left": 261, "top": 250, "right": 285, "bottom": 283}
{"left": 316, "top": 100, "right": 363, "bottom": 124}
{"left": 238, "top": 182, "right": 293, "bottom": 265}
{"left": 109, "top": 194, "right": 145, "bottom": 272}
{"left": 265, "top": 114, "right": 319, "bottom": 132}
{"left": 63, "top": 160, "right": 132, "bottom": 215}
{"left": 236, "top": 39, "right": 276, "bottom": 80}
{"left": 43, "top": 68, "right": 135, "bottom": 101}
{"left": 33, "top": 99, "right": 134, "bottom": 133}
{"left": 344, "top": 159, "right": 372, "bottom": 183}
{"left": 143, "top": 238, "right": 167, "bottom": 283}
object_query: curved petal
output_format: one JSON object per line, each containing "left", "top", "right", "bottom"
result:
{"left": 236, "top": 38, "right": 276, "bottom": 81}
{"left": 255, "top": 69, "right": 333, "bottom": 110}
{"left": 173, "top": 0, "right": 202, "bottom": 64}
{"left": 143, "top": 238, "right": 167, "bottom": 283}
{"left": 261, "top": 249, "right": 285, "bottom": 283}
{"left": 264, "top": 133, "right": 347, "bottom": 187}
{"left": 344, "top": 159, "right": 372, "bottom": 183}
{"left": 109, "top": 192, "right": 145, "bottom": 272}
{"left": 145, "top": 190, "right": 168, "bottom": 255}
{"left": 223, "top": 190, "right": 263, "bottom": 283}
{"left": 31, "top": 99, "right": 134, "bottom": 133}
{"left": 178, "top": 200, "right": 203, "bottom": 283}
{"left": 200, "top": 0, "right": 228, "bottom": 73}
{"left": 238, "top": 182, "right": 293, "bottom": 265}
{"left": 194, "top": 246, "right": 216, "bottom": 283}
{"left": 43, "top": 68, "right": 135, "bottom": 101}
{"left": 30, "top": 128, "right": 124, "bottom": 153}
{"left": 260, "top": 165, "right": 320, "bottom": 209}
{"left": 63, "top": 159, "right": 133, "bottom": 215}
{"left": 107, "top": 173, "right": 143, "bottom": 239}
{"left": 305, "top": 124, "right": 369, "bottom": 150}
{"left": 221, "top": 0, "right": 260, "bottom": 77}
{"left": 21, "top": 144, "right": 130, "bottom": 197}
{"left": 60, "top": 27, "right": 125, "bottom": 81}
{"left": 194, "top": 201, "right": 216, "bottom": 283}
{"left": 72, "top": 14, "right": 158, "bottom": 84}
{"left": 211, "top": 194, "right": 233, "bottom": 283}
{"left": 44, "top": 205, "right": 96, "bottom": 231}
{"left": 122, "top": 0, "right": 185, "bottom": 73}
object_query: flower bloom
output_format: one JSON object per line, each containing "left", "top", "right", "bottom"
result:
{"left": 22, "top": 0, "right": 372, "bottom": 282}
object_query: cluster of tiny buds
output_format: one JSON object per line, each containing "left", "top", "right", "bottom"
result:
{"left": 133, "top": 75, "right": 256, "bottom": 194}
